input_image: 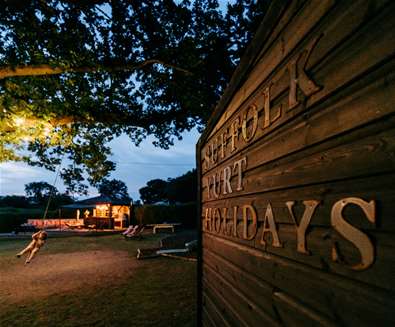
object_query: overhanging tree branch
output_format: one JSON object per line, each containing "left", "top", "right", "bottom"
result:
{"left": 0, "top": 59, "right": 192, "bottom": 79}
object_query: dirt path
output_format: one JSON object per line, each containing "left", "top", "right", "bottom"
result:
{"left": 0, "top": 250, "right": 138, "bottom": 304}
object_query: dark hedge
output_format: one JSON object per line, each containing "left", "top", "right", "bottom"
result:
{"left": 135, "top": 202, "right": 196, "bottom": 229}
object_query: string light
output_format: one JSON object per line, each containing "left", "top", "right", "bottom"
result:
{"left": 14, "top": 116, "right": 25, "bottom": 126}
{"left": 43, "top": 126, "right": 51, "bottom": 137}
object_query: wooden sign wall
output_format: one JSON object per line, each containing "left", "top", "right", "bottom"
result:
{"left": 196, "top": 0, "right": 395, "bottom": 326}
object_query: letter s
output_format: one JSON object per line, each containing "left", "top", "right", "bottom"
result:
{"left": 331, "top": 198, "right": 376, "bottom": 270}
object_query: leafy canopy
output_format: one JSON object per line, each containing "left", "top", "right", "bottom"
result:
{"left": 139, "top": 169, "right": 196, "bottom": 204}
{"left": 139, "top": 179, "right": 168, "bottom": 204}
{"left": 0, "top": 195, "right": 30, "bottom": 208}
{"left": 24, "top": 181, "right": 58, "bottom": 203}
{"left": 0, "top": 0, "right": 268, "bottom": 193}
{"left": 97, "top": 178, "right": 130, "bottom": 201}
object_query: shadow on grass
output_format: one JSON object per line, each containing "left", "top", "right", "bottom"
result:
{"left": 0, "top": 234, "right": 197, "bottom": 327}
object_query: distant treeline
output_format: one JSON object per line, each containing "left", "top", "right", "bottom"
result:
{"left": 135, "top": 202, "right": 196, "bottom": 229}
{"left": 0, "top": 194, "right": 73, "bottom": 209}
{"left": 0, "top": 186, "right": 71, "bottom": 232}
{"left": 0, "top": 207, "right": 57, "bottom": 233}
{"left": 139, "top": 169, "right": 197, "bottom": 204}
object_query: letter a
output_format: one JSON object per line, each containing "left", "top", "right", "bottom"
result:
{"left": 286, "top": 200, "right": 320, "bottom": 254}
{"left": 260, "top": 203, "right": 282, "bottom": 247}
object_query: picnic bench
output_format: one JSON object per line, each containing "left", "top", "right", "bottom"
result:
{"left": 146, "top": 223, "right": 181, "bottom": 234}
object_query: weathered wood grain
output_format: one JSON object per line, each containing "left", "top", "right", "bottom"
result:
{"left": 203, "top": 264, "right": 280, "bottom": 326}
{"left": 202, "top": 3, "right": 395, "bottom": 173}
{"left": 203, "top": 281, "right": 247, "bottom": 327}
{"left": 202, "top": 55, "right": 395, "bottom": 175}
{"left": 203, "top": 234, "right": 395, "bottom": 326}
{"left": 202, "top": 172, "right": 395, "bottom": 230}
{"left": 202, "top": 117, "right": 395, "bottom": 202}
{"left": 199, "top": 1, "right": 395, "bottom": 326}
{"left": 208, "top": 0, "right": 336, "bottom": 138}
{"left": 202, "top": 293, "right": 233, "bottom": 327}
{"left": 203, "top": 223, "right": 395, "bottom": 291}
{"left": 272, "top": 291, "right": 337, "bottom": 327}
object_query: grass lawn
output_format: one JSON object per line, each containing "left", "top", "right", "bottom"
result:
{"left": 0, "top": 233, "right": 197, "bottom": 327}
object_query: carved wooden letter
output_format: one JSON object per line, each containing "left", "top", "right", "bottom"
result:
{"left": 232, "top": 206, "right": 239, "bottom": 238}
{"left": 210, "top": 138, "right": 218, "bottom": 164}
{"left": 286, "top": 200, "right": 320, "bottom": 254}
{"left": 230, "top": 117, "right": 240, "bottom": 152}
{"left": 288, "top": 36, "right": 321, "bottom": 110}
{"left": 204, "top": 147, "right": 210, "bottom": 172}
{"left": 242, "top": 204, "right": 257, "bottom": 240}
{"left": 205, "top": 176, "right": 210, "bottom": 200}
{"left": 213, "top": 208, "right": 221, "bottom": 234}
{"left": 220, "top": 131, "right": 227, "bottom": 159}
{"left": 211, "top": 171, "right": 222, "bottom": 199}
{"left": 262, "top": 84, "right": 282, "bottom": 129}
{"left": 242, "top": 104, "right": 258, "bottom": 142}
{"left": 233, "top": 157, "right": 247, "bottom": 191}
{"left": 331, "top": 197, "right": 376, "bottom": 270}
{"left": 260, "top": 202, "right": 282, "bottom": 247}
{"left": 204, "top": 207, "right": 212, "bottom": 232}
{"left": 223, "top": 166, "right": 232, "bottom": 195}
{"left": 221, "top": 207, "right": 229, "bottom": 235}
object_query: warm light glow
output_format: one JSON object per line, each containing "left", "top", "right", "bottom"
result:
{"left": 14, "top": 116, "right": 25, "bottom": 127}
{"left": 43, "top": 126, "right": 51, "bottom": 137}
{"left": 96, "top": 204, "right": 109, "bottom": 210}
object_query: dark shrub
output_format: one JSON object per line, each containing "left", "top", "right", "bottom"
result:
{"left": 0, "top": 208, "right": 57, "bottom": 232}
{"left": 0, "top": 213, "right": 27, "bottom": 232}
{"left": 135, "top": 202, "right": 196, "bottom": 229}
{"left": 0, "top": 196, "right": 30, "bottom": 208}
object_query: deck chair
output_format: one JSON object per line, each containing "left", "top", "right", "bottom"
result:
{"left": 124, "top": 224, "right": 145, "bottom": 240}
{"left": 121, "top": 225, "right": 135, "bottom": 235}
{"left": 65, "top": 222, "right": 85, "bottom": 229}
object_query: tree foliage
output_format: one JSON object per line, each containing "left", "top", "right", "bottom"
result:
{"left": 166, "top": 169, "right": 197, "bottom": 204}
{"left": 24, "top": 181, "right": 73, "bottom": 207}
{"left": 0, "top": 0, "right": 269, "bottom": 192}
{"left": 97, "top": 178, "right": 130, "bottom": 201}
{"left": 24, "top": 181, "right": 58, "bottom": 204}
{"left": 49, "top": 192, "right": 73, "bottom": 208}
{"left": 0, "top": 195, "right": 30, "bottom": 208}
{"left": 139, "top": 179, "right": 168, "bottom": 204}
{"left": 139, "top": 169, "right": 196, "bottom": 204}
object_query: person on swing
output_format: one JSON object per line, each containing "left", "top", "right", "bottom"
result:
{"left": 16, "top": 230, "right": 48, "bottom": 264}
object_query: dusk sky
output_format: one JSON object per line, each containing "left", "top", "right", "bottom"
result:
{"left": 0, "top": 129, "right": 199, "bottom": 201}
{"left": 0, "top": 1, "right": 234, "bottom": 201}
